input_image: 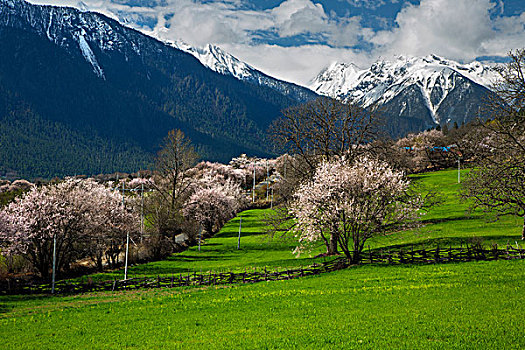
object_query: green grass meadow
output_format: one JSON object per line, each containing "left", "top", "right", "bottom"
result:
{"left": 1, "top": 168, "right": 524, "bottom": 349}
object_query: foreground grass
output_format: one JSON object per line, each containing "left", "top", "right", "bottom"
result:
{"left": 1, "top": 260, "right": 524, "bottom": 349}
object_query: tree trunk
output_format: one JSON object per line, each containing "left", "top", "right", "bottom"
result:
{"left": 351, "top": 249, "right": 361, "bottom": 265}
{"left": 328, "top": 233, "right": 338, "bottom": 255}
{"left": 327, "top": 225, "right": 339, "bottom": 255}
{"left": 96, "top": 255, "right": 103, "bottom": 272}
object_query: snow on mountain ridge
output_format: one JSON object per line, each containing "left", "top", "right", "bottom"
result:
{"left": 309, "top": 54, "right": 501, "bottom": 124}
{"left": 0, "top": 0, "right": 130, "bottom": 76}
{"left": 169, "top": 40, "right": 254, "bottom": 80}
{"left": 168, "top": 39, "right": 316, "bottom": 102}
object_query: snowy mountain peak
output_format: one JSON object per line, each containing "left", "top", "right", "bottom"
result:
{"left": 309, "top": 55, "right": 501, "bottom": 124}
{"left": 170, "top": 41, "right": 254, "bottom": 80}
{"left": 168, "top": 39, "right": 316, "bottom": 102}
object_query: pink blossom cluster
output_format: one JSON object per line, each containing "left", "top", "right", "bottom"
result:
{"left": 127, "top": 177, "right": 154, "bottom": 189}
{"left": 183, "top": 174, "right": 247, "bottom": 234}
{"left": 194, "top": 161, "right": 248, "bottom": 186}
{"left": 396, "top": 129, "right": 445, "bottom": 152}
{"left": 228, "top": 155, "right": 273, "bottom": 186}
{"left": 0, "top": 178, "right": 137, "bottom": 277}
{"left": 291, "top": 156, "right": 422, "bottom": 260}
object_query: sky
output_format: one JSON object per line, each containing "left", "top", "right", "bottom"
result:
{"left": 28, "top": 0, "right": 525, "bottom": 86}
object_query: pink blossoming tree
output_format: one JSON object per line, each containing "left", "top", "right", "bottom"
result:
{"left": 183, "top": 177, "right": 246, "bottom": 235}
{"left": 291, "top": 156, "right": 422, "bottom": 263}
{"left": 0, "top": 178, "right": 136, "bottom": 278}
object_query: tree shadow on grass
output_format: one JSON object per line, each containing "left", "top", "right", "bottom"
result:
{"left": 165, "top": 254, "right": 235, "bottom": 262}
{"left": 409, "top": 174, "right": 431, "bottom": 182}
{"left": 420, "top": 215, "right": 479, "bottom": 225}
{"left": 215, "top": 230, "right": 265, "bottom": 238}
{"left": 0, "top": 294, "right": 52, "bottom": 314}
{"left": 378, "top": 235, "right": 523, "bottom": 251}
{"left": 128, "top": 266, "right": 196, "bottom": 275}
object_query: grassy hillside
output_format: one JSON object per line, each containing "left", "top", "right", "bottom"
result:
{"left": 76, "top": 168, "right": 523, "bottom": 282}
{"left": 1, "top": 168, "right": 524, "bottom": 349}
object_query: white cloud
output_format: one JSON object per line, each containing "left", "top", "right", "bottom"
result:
{"left": 270, "top": 0, "right": 328, "bottom": 37}
{"left": 371, "top": 0, "right": 525, "bottom": 61}
{"left": 27, "top": 0, "right": 525, "bottom": 86}
{"left": 221, "top": 43, "right": 373, "bottom": 86}
{"left": 342, "top": 0, "right": 388, "bottom": 10}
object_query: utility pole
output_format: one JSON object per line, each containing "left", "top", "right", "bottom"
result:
{"left": 123, "top": 182, "right": 130, "bottom": 280}
{"left": 252, "top": 162, "right": 256, "bottom": 203}
{"left": 457, "top": 156, "right": 461, "bottom": 183}
{"left": 140, "top": 183, "right": 144, "bottom": 243}
{"left": 198, "top": 225, "right": 202, "bottom": 252}
{"left": 51, "top": 234, "right": 57, "bottom": 294}
{"left": 237, "top": 216, "right": 242, "bottom": 250}
{"left": 266, "top": 160, "right": 269, "bottom": 201}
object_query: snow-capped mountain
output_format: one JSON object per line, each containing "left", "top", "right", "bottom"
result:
{"left": 170, "top": 40, "right": 316, "bottom": 103}
{"left": 310, "top": 55, "right": 500, "bottom": 130}
{"left": 0, "top": 0, "right": 315, "bottom": 100}
{"left": 0, "top": 0, "right": 313, "bottom": 178}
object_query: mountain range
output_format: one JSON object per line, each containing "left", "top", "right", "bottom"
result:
{"left": 0, "top": 0, "right": 501, "bottom": 179}
{"left": 0, "top": 0, "right": 314, "bottom": 179}
{"left": 308, "top": 55, "right": 499, "bottom": 135}
{"left": 166, "top": 41, "right": 499, "bottom": 136}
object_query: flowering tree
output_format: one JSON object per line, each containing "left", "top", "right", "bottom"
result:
{"left": 183, "top": 177, "right": 246, "bottom": 235}
{"left": 81, "top": 181, "right": 137, "bottom": 270}
{"left": 194, "top": 161, "right": 247, "bottom": 187}
{"left": 0, "top": 210, "right": 14, "bottom": 247}
{"left": 0, "top": 179, "right": 136, "bottom": 277}
{"left": 127, "top": 177, "right": 154, "bottom": 190}
{"left": 291, "top": 156, "right": 422, "bottom": 263}
{"left": 269, "top": 97, "right": 383, "bottom": 255}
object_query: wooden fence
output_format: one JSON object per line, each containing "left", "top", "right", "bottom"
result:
{"left": 1, "top": 243, "right": 524, "bottom": 296}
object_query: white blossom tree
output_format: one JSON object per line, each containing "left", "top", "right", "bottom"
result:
{"left": 81, "top": 181, "right": 138, "bottom": 270}
{"left": 183, "top": 177, "right": 246, "bottom": 235}
{"left": 0, "top": 179, "right": 136, "bottom": 277}
{"left": 291, "top": 156, "right": 422, "bottom": 263}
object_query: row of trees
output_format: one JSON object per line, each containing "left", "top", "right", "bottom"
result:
{"left": 0, "top": 179, "right": 136, "bottom": 278}
{"left": 0, "top": 130, "right": 261, "bottom": 279}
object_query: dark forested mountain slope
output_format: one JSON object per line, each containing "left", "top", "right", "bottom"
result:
{"left": 0, "top": 0, "right": 313, "bottom": 179}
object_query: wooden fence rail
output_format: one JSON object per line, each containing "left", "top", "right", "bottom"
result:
{"left": 1, "top": 244, "right": 524, "bottom": 296}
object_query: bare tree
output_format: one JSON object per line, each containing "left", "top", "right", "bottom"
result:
{"left": 155, "top": 130, "right": 199, "bottom": 213}
{"left": 270, "top": 96, "right": 382, "bottom": 176}
{"left": 463, "top": 49, "right": 525, "bottom": 239}
{"left": 145, "top": 130, "right": 198, "bottom": 255}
